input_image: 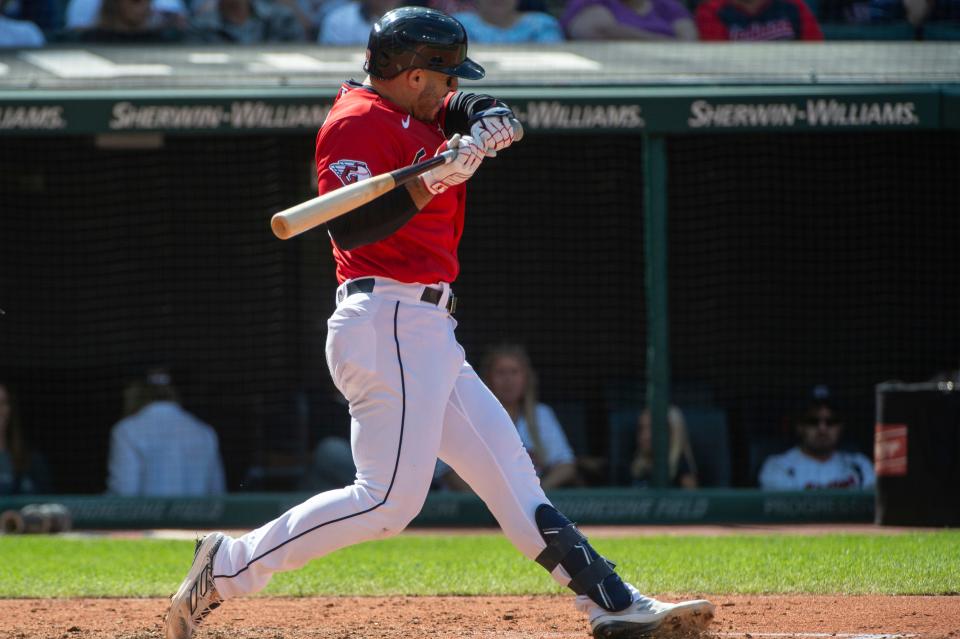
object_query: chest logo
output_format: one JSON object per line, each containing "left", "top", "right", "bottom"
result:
{"left": 401, "top": 114, "right": 411, "bottom": 129}
{"left": 329, "top": 159, "right": 372, "bottom": 185}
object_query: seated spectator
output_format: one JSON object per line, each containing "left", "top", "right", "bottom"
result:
{"left": 191, "top": 0, "right": 305, "bottom": 43}
{"left": 695, "top": 0, "right": 823, "bottom": 40}
{"left": 317, "top": 0, "right": 399, "bottom": 44}
{"left": 562, "top": 0, "right": 697, "bottom": 40}
{"left": 59, "top": 0, "right": 186, "bottom": 42}
{"left": 1, "top": 0, "right": 46, "bottom": 46}
{"left": 437, "top": 344, "right": 581, "bottom": 490}
{"left": 454, "top": 0, "right": 564, "bottom": 43}
{"left": 65, "top": 0, "right": 187, "bottom": 30}
{"left": 0, "top": 382, "right": 52, "bottom": 494}
{"left": 759, "top": 395, "right": 875, "bottom": 490}
{"left": 106, "top": 369, "right": 226, "bottom": 496}
{"left": 631, "top": 405, "right": 698, "bottom": 488}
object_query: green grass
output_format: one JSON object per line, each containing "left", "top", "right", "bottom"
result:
{"left": 1, "top": 532, "right": 958, "bottom": 598}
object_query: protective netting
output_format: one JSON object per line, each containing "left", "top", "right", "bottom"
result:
{"left": 667, "top": 132, "right": 960, "bottom": 486}
{"left": 2, "top": 130, "right": 957, "bottom": 492}
{"left": 0, "top": 133, "right": 646, "bottom": 492}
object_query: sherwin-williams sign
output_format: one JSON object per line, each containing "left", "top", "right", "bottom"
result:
{"left": 0, "top": 87, "right": 950, "bottom": 135}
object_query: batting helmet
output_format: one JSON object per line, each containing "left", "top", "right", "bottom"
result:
{"left": 364, "top": 7, "right": 484, "bottom": 81}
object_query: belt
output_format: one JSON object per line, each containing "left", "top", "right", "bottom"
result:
{"left": 340, "top": 277, "right": 457, "bottom": 314}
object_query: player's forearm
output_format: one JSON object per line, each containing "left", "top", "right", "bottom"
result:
{"left": 326, "top": 186, "right": 420, "bottom": 250}
{"left": 406, "top": 178, "right": 434, "bottom": 210}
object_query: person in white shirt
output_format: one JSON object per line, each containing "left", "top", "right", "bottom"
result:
{"left": 759, "top": 397, "right": 875, "bottom": 490}
{"left": 437, "top": 343, "right": 580, "bottom": 490}
{"left": 107, "top": 369, "right": 226, "bottom": 497}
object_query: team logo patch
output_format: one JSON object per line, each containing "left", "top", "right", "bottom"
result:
{"left": 329, "top": 159, "right": 372, "bottom": 185}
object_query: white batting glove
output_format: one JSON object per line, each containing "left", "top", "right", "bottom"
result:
{"left": 470, "top": 107, "right": 516, "bottom": 158}
{"left": 420, "top": 134, "right": 485, "bottom": 195}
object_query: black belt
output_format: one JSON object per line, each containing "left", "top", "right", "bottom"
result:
{"left": 342, "top": 278, "right": 457, "bottom": 314}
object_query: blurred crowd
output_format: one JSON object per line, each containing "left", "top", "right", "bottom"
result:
{"left": 0, "top": 0, "right": 958, "bottom": 48}
{"left": 0, "top": 348, "right": 883, "bottom": 497}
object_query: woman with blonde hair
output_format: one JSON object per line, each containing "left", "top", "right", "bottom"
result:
{"left": 631, "top": 405, "right": 698, "bottom": 488}
{"left": 479, "top": 344, "right": 581, "bottom": 489}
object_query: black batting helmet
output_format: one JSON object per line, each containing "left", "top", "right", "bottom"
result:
{"left": 364, "top": 7, "right": 484, "bottom": 81}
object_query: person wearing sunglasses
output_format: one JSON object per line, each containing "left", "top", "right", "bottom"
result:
{"left": 759, "top": 397, "right": 875, "bottom": 490}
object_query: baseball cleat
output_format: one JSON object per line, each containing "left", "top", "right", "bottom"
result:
{"left": 591, "top": 597, "right": 715, "bottom": 638}
{"left": 164, "top": 532, "right": 225, "bottom": 639}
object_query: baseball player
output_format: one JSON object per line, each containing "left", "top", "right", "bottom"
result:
{"left": 164, "top": 8, "right": 715, "bottom": 639}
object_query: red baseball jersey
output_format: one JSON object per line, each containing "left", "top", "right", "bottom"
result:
{"left": 695, "top": 0, "right": 823, "bottom": 41}
{"left": 316, "top": 81, "right": 466, "bottom": 285}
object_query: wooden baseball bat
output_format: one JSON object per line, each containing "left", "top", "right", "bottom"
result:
{"left": 271, "top": 119, "right": 524, "bottom": 240}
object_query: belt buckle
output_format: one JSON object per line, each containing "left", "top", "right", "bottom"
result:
{"left": 447, "top": 295, "right": 457, "bottom": 314}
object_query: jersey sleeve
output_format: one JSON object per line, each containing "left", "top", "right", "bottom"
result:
{"left": 694, "top": 0, "right": 731, "bottom": 40}
{"left": 757, "top": 453, "right": 794, "bottom": 489}
{"left": 315, "top": 115, "right": 397, "bottom": 197}
{"left": 794, "top": 0, "right": 824, "bottom": 40}
{"left": 853, "top": 453, "right": 876, "bottom": 489}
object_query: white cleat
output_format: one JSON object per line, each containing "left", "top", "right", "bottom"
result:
{"left": 591, "top": 597, "right": 716, "bottom": 638}
{"left": 164, "top": 532, "right": 226, "bottom": 639}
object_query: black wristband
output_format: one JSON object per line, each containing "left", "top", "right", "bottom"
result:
{"left": 444, "top": 91, "right": 513, "bottom": 137}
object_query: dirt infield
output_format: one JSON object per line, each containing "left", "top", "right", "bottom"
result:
{"left": 1, "top": 595, "right": 957, "bottom": 639}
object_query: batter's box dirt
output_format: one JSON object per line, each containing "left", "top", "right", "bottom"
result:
{"left": 0, "top": 595, "right": 957, "bottom": 639}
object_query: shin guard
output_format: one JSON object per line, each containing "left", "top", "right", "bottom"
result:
{"left": 534, "top": 504, "right": 632, "bottom": 612}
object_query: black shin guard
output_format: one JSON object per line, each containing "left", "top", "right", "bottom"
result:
{"left": 534, "top": 504, "right": 632, "bottom": 612}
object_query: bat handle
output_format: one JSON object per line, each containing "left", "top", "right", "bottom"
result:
{"left": 510, "top": 118, "right": 524, "bottom": 142}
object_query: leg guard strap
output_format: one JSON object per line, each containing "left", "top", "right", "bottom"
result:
{"left": 569, "top": 557, "right": 615, "bottom": 596}
{"left": 534, "top": 504, "right": 632, "bottom": 612}
{"left": 535, "top": 523, "right": 583, "bottom": 572}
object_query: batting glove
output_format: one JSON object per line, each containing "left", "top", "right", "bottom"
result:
{"left": 420, "top": 134, "right": 485, "bottom": 195}
{"left": 469, "top": 106, "right": 516, "bottom": 158}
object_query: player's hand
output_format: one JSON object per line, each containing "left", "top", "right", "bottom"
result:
{"left": 420, "top": 134, "right": 485, "bottom": 195}
{"left": 469, "top": 107, "right": 516, "bottom": 158}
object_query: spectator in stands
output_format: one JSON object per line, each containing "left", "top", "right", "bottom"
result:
{"left": 631, "top": 405, "right": 698, "bottom": 488}
{"left": 437, "top": 344, "right": 581, "bottom": 490}
{"left": 562, "top": 0, "right": 697, "bottom": 40}
{"left": 317, "top": 0, "right": 399, "bottom": 44}
{"left": 454, "top": 0, "right": 564, "bottom": 43}
{"left": 0, "top": 0, "right": 46, "bottom": 46}
{"left": 695, "top": 0, "right": 823, "bottom": 40}
{"left": 65, "top": 0, "right": 187, "bottom": 31}
{"left": 0, "top": 382, "right": 52, "bottom": 495}
{"left": 4, "top": 0, "right": 62, "bottom": 32}
{"left": 106, "top": 369, "right": 226, "bottom": 496}
{"left": 59, "top": 0, "right": 186, "bottom": 41}
{"left": 191, "top": 0, "right": 306, "bottom": 43}
{"left": 758, "top": 395, "right": 875, "bottom": 490}
{"left": 870, "top": 0, "right": 958, "bottom": 26}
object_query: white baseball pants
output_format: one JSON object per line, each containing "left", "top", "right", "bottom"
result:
{"left": 212, "top": 277, "right": 574, "bottom": 599}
